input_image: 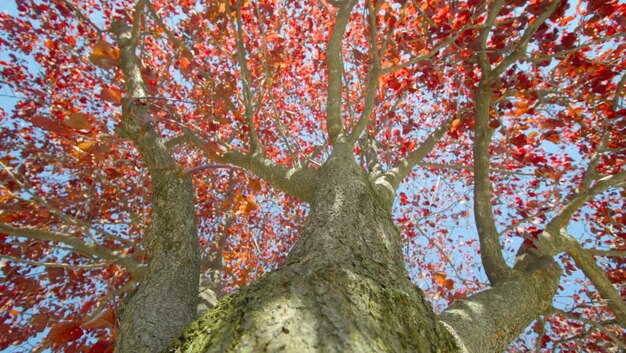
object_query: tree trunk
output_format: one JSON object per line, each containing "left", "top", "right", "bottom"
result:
{"left": 168, "top": 145, "right": 457, "bottom": 352}
{"left": 166, "top": 144, "right": 563, "bottom": 353}
{"left": 112, "top": 20, "right": 202, "bottom": 353}
{"left": 115, "top": 171, "right": 200, "bottom": 353}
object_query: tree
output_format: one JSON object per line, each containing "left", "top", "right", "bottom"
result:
{"left": 1, "top": 0, "right": 625, "bottom": 352}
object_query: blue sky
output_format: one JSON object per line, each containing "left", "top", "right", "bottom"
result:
{"left": 0, "top": 0, "right": 621, "bottom": 351}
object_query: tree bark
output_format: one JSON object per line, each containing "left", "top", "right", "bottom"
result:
{"left": 112, "top": 19, "right": 201, "bottom": 353}
{"left": 115, "top": 171, "right": 200, "bottom": 353}
{"left": 440, "top": 253, "right": 561, "bottom": 353}
{"left": 168, "top": 144, "right": 457, "bottom": 352}
{"left": 166, "top": 145, "right": 563, "bottom": 353}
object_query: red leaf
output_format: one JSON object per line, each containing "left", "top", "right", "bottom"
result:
{"left": 30, "top": 313, "right": 49, "bottom": 333}
{"left": 510, "top": 133, "right": 527, "bottom": 148}
{"left": 488, "top": 119, "right": 501, "bottom": 129}
{"left": 47, "top": 322, "right": 84, "bottom": 343}
{"left": 27, "top": 115, "right": 67, "bottom": 135}
{"left": 399, "top": 192, "right": 409, "bottom": 206}
{"left": 47, "top": 267, "right": 65, "bottom": 283}
{"left": 88, "top": 339, "right": 115, "bottom": 353}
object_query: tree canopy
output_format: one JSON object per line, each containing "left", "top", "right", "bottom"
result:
{"left": 0, "top": 0, "right": 625, "bottom": 352}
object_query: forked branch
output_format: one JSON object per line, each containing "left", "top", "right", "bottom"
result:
{"left": 326, "top": 0, "right": 357, "bottom": 144}
{"left": 562, "top": 235, "right": 626, "bottom": 327}
{"left": 375, "top": 117, "right": 452, "bottom": 200}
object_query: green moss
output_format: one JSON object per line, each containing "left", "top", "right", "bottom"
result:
{"left": 167, "top": 294, "right": 237, "bottom": 353}
{"left": 168, "top": 260, "right": 458, "bottom": 353}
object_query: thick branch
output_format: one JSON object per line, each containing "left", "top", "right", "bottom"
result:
{"left": 469, "top": 0, "right": 560, "bottom": 282}
{"left": 587, "top": 249, "right": 626, "bottom": 257}
{"left": 0, "top": 223, "right": 144, "bottom": 277}
{"left": 417, "top": 161, "right": 535, "bottom": 176}
{"left": 440, "top": 253, "right": 561, "bottom": 353}
{"left": 375, "top": 118, "right": 452, "bottom": 202}
{"left": 227, "top": 0, "right": 262, "bottom": 154}
{"left": 545, "top": 171, "right": 626, "bottom": 235}
{"left": 562, "top": 236, "right": 626, "bottom": 327}
{"left": 221, "top": 151, "right": 317, "bottom": 202}
{"left": 347, "top": 67, "right": 380, "bottom": 145}
{"left": 0, "top": 253, "right": 108, "bottom": 270}
{"left": 176, "top": 129, "right": 317, "bottom": 202}
{"left": 112, "top": 11, "right": 200, "bottom": 352}
{"left": 473, "top": 79, "right": 512, "bottom": 285}
{"left": 475, "top": 0, "right": 504, "bottom": 74}
{"left": 530, "top": 170, "right": 626, "bottom": 326}
{"left": 492, "top": 0, "right": 559, "bottom": 77}
{"left": 325, "top": 0, "right": 357, "bottom": 144}
{"left": 346, "top": 2, "right": 380, "bottom": 144}
{"left": 362, "top": 132, "right": 382, "bottom": 177}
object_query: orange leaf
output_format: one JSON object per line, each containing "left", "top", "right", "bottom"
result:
{"left": 235, "top": 194, "right": 259, "bottom": 217}
{"left": 100, "top": 88, "right": 122, "bottom": 105}
{"left": 240, "top": 252, "right": 249, "bottom": 262}
{"left": 434, "top": 272, "right": 446, "bottom": 284}
{"left": 244, "top": 194, "right": 259, "bottom": 215}
{"left": 81, "top": 308, "right": 116, "bottom": 330}
{"left": 543, "top": 131, "right": 560, "bottom": 144}
{"left": 450, "top": 118, "right": 462, "bottom": 133}
{"left": 179, "top": 57, "right": 192, "bottom": 75}
{"left": 77, "top": 141, "right": 96, "bottom": 150}
{"left": 89, "top": 40, "right": 118, "bottom": 70}
{"left": 434, "top": 273, "right": 454, "bottom": 290}
{"left": 249, "top": 178, "right": 261, "bottom": 192}
{"left": 63, "top": 113, "right": 92, "bottom": 130}
{"left": 239, "top": 195, "right": 259, "bottom": 216}
{"left": 47, "top": 322, "right": 84, "bottom": 343}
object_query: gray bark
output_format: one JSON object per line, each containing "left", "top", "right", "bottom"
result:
{"left": 168, "top": 144, "right": 457, "bottom": 352}
{"left": 166, "top": 144, "right": 565, "bottom": 353}
{"left": 114, "top": 171, "right": 200, "bottom": 353}
{"left": 112, "top": 20, "right": 201, "bottom": 353}
{"left": 440, "top": 253, "right": 561, "bottom": 353}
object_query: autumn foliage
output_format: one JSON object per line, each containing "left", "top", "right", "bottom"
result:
{"left": 0, "top": 0, "right": 625, "bottom": 351}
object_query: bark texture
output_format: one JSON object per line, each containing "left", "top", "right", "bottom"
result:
{"left": 168, "top": 145, "right": 457, "bottom": 353}
{"left": 115, "top": 171, "right": 200, "bottom": 353}
{"left": 113, "top": 20, "right": 201, "bottom": 353}
{"left": 440, "top": 253, "right": 561, "bottom": 353}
